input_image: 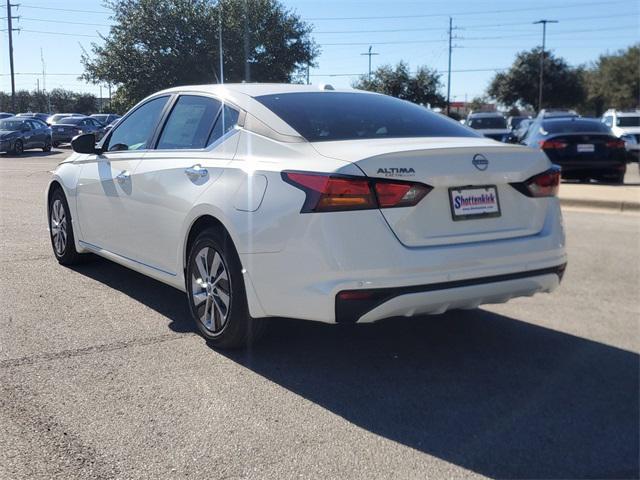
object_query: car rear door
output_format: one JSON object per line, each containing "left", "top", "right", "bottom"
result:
{"left": 75, "top": 95, "right": 171, "bottom": 261}
{"left": 124, "top": 95, "right": 241, "bottom": 276}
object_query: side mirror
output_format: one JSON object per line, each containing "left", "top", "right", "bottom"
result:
{"left": 71, "top": 133, "right": 100, "bottom": 154}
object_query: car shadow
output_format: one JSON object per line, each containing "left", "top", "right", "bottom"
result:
{"left": 1, "top": 150, "right": 61, "bottom": 158}
{"left": 70, "top": 257, "right": 639, "bottom": 479}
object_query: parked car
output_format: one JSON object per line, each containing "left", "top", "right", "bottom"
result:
{"left": 535, "top": 109, "right": 579, "bottom": 120}
{"left": 0, "top": 112, "right": 15, "bottom": 119}
{"left": 466, "top": 112, "right": 511, "bottom": 142}
{"left": 90, "top": 113, "right": 121, "bottom": 125}
{"left": 602, "top": 109, "right": 640, "bottom": 162}
{"left": 0, "top": 117, "right": 52, "bottom": 154}
{"left": 523, "top": 117, "right": 627, "bottom": 183}
{"left": 52, "top": 116, "right": 106, "bottom": 147}
{"left": 16, "top": 112, "right": 52, "bottom": 123}
{"left": 47, "top": 113, "right": 85, "bottom": 126}
{"left": 46, "top": 84, "right": 567, "bottom": 348}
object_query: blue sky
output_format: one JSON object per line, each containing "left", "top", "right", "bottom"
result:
{"left": 1, "top": 0, "right": 638, "bottom": 103}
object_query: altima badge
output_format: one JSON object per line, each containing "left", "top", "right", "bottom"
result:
{"left": 472, "top": 154, "right": 489, "bottom": 171}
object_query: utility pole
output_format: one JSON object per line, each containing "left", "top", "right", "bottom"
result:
{"left": 360, "top": 46, "right": 379, "bottom": 81}
{"left": 6, "top": 0, "right": 20, "bottom": 111}
{"left": 446, "top": 17, "right": 453, "bottom": 116}
{"left": 306, "top": 64, "right": 310, "bottom": 85}
{"left": 533, "top": 19, "right": 558, "bottom": 112}
{"left": 218, "top": 3, "right": 224, "bottom": 84}
{"left": 108, "top": 83, "right": 112, "bottom": 111}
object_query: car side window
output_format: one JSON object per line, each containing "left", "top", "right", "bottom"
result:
{"left": 157, "top": 95, "right": 221, "bottom": 150}
{"left": 22, "top": 121, "right": 32, "bottom": 131}
{"left": 107, "top": 96, "right": 169, "bottom": 152}
{"left": 603, "top": 116, "right": 613, "bottom": 127}
{"left": 28, "top": 120, "right": 39, "bottom": 130}
{"left": 207, "top": 105, "right": 240, "bottom": 146}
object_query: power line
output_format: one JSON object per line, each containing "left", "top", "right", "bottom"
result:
{"left": 18, "top": 4, "right": 112, "bottom": 14}
{"left": 313, "top": 13, "right": 631, "bottom": 35}
{"left": 17, "top": 29, "right": 101, "bottom": 38}
{"left": 17, "top": 16, "right": 112, "bottom": 27}
{"left": 305, "top": 0, "right": 626, "bottom": 20}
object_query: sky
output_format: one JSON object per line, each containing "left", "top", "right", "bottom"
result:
{"left": 1, "top": 0, "right": 638, "bottom": 104}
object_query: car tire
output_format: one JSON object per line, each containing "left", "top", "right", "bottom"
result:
{"left": 12, "top": 139, "right": 23, "bottom": 155}
{"left": 43, "top": 138, "right": 52, "bottom": 152}
{"left": 52, "top": 141, "right": 60, "bottom": 148}
{"left": 186, "top": 227, "right": 266, "bottom": 349}
{"left": 48, "top": 188, "right": 83, "bottom": 265}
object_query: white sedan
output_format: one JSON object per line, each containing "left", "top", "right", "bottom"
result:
{"left": 46, "top": 84, "right": 567, "bottom": 348}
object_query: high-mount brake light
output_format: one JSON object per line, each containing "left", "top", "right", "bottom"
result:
{"left": 282, "top": 172, "right": 432, "bottom": 213}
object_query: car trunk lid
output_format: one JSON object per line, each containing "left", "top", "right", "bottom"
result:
{"left": 311, "top": 137, "right": 552, "bottom": 247}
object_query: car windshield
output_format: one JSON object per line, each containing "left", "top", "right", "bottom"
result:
{"left": 542, "top": 119, "right": 610, "bottom": 134}
{"left": 467, "top": 117, "right": 507, "bottom": 129}
{"left": 92, "top": 115, "right": 108, "bottom": 122}
{"left": 617, "top": 116, "right": 640, "bottom": 127}
{"left": 0, "top": 120, "right": 24, "bottom": 130}
{"left": 255, "top": 92, "right": 479, "bottom": 142}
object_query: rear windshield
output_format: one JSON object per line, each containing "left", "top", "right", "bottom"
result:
{"left": 60, "top": 117, "right": 84, "bottom": 125}
{"left": 543, "top": 119, "right": 610, "bottom": 134}
{"left": 467, "top": 116, "right": 507, "bottom": 129}
{"left": 617, "top": 116, "right": 640, "bottom": 127}
{"left": 255, "top": 92, "right": 479, "bottom": 142}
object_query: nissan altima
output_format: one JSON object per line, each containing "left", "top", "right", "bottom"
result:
{"left": 46, "top": 84, "right": 567, "bottom": 348}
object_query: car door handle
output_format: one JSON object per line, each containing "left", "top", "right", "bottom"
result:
{"left": 116, "top": 170, "right": 130, "bottom": 184}
{"left": 185, "top": 164, "right": 208, "bottom": 180}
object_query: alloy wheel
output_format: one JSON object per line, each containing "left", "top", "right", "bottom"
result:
{"left": 191, "top": 247, "right": 232, "bottom": 335}
{"left": 50, "top": 199, "right": 68, "bottom": 255}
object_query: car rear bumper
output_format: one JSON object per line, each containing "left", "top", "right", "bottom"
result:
{"left": 241, "top": 200, "right": 566, "bottom": 323}
{"left": 335, "top": 265, "right": 565, "bottom": 323}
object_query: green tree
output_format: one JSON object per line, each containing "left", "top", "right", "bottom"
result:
{"left": 582, "top": 44, "right": 639, "bottom": 115}
{"left": 82, "top": 0, "right": 318, "bottom": 110}
{"left": 488, "top": 48, "right": 585, "bottom": 111}
{"left": 353, "top": 62, "right": 445, "bottom": 106}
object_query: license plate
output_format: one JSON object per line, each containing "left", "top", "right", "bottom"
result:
{"left": 577, "top": 144, "right": 594, "bottom": 153}
{"left": 449, "top": 186, "right": 501, "bottom": 221}
{"left": 57, "top": 128, "right": 64, "bottom": 132}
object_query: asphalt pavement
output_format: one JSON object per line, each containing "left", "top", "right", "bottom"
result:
{"left": 1, "top": 149, "right": 638, "bottom": 479}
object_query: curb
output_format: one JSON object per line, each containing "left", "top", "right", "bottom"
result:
{"left": 560, "top": 197, "right": 640, "bottom": 212}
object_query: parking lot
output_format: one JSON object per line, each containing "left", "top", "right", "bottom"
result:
{"left": 0, "top": 149, "right": 638, "bottom": 479}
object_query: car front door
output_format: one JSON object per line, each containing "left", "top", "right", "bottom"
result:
{"left": 124, "top": 95, "right": 241, "bottom": 277}
{"left": 74, "top": 95, "right": 171, "bottom": 260}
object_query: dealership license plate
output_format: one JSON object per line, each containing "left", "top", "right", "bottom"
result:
{"left": 449, "top": 186, "right": 501, "bottom": 221}
{"left": 577, "top": 144, "right": 595, "bottom": 153}
{"left": 57, "top": 128, "right": 64, "bottom": 132}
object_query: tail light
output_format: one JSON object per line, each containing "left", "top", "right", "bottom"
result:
{"left": 282, "top": 171, "right": 432, "bottom": 213}
{"left": 517, "top": 166, "right": 561, "bottom": 197}
{"left": 539, "top": 140, "right": 568, "bottom": 150}
{"left": 605, "top": 139, "right": 626, "bottom": 149}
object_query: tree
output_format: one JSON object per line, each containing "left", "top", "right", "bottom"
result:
{"left": 353, "top": 62, "right": 445, "bottom": 107}
{"left": 82, "top": 0, "right": 319, "bottom": 110}
{"left": 582, "top": 44, "right": 639, "bottom": 115}
{"left": 488, "top": 48, "right": 585, "bottom": 111}
{"left": 0, "top": 89, "right": 97, "bottom": 114}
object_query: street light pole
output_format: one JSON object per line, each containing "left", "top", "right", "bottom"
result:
{"left": 533, "top": 19, "right": 558, "bottom": 112}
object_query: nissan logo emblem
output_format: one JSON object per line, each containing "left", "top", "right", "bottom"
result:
{"left": 472, "top": 154, "right": 489, "bottom": 171}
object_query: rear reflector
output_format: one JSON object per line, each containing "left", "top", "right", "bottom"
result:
{"left": 282, "top": 171, "right": 432, "bottom": 213}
